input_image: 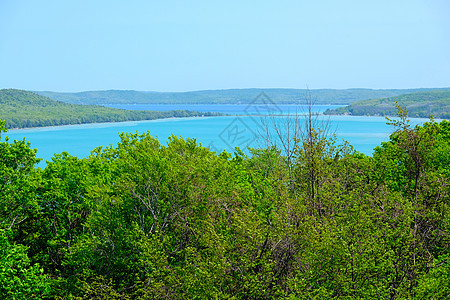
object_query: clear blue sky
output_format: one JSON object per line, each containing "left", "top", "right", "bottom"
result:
{"left": 1, "top": 0, "right": 449, "bottom": 92}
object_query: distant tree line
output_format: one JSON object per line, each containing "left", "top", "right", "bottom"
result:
{"left": 36, "top": 87, "right": 450, "bottom": 105}
{"left": 0, "top": 89, "right": 221, "bottom": 129}
{"left": 325, "top": 90, "right": 450, "bottom": 119}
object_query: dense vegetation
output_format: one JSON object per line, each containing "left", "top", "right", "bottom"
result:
{"left": 0, "top": 107, "right": 449, "bottom": 298}
{"left": 324, "top": 90, "right": 450, "bottom": 118}
{"left": 36, "top": 87, "right": 450, "bottom": 105}
{"left": 0, "top": 89, "right": 219, "bottom": 129}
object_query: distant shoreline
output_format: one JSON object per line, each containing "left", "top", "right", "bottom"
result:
{"left": 6, "top": 114, "right": 218, "bottom": 132}
{"left": 35, "top": 87, "right": 450, "bottom": 106}
{"left": 8, "top": 113, "right": 442, "bottom": 134}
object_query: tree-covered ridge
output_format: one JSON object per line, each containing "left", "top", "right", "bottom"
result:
{"left": 36, "top": 87, "right": 450, "bottom": 105}
{"left": 0, "top": 89, "right": 220, "bottom": 129}
{"left": 0, "top": 112, "right": 449, "bottom": 299}
{"left": 324, "top": 90, "right": 450, "bottom": 118}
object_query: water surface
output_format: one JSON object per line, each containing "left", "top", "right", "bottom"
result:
{"left": 5, "top": 105, "right": 432, "bottom": 166}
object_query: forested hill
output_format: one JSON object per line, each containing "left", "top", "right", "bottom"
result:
{"left": 324, "top": 90, "right": 450, "bottom": 119}
{"left": 36, "top": 87, "right": 450, "bottom": 105}
{"left": 0, "top": 89, "right": 218, "bottom": 129}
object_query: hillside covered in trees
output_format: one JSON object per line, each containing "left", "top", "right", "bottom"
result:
{"left": 0, "top": 109, "right": 449, "bottom": 298}
{"left": 36, "top": 87, "right": 450, "bottom": 105}
{"left": 0, "top": 89, "right": 219, "bottom": 129}
{"left": 324, "top": 90, "right": 450, "bottom": 119}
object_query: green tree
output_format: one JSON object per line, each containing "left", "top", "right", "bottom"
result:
{"left": 0, "top": 229, "right": 50, "bottom": 299}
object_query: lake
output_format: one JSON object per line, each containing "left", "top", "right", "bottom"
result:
{"left": 5, "top": 104, "right": 433, "bottom": 166}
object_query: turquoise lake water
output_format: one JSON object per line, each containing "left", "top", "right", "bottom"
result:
{"left": 5, "top": 105, "right": 433, "bottom": 165}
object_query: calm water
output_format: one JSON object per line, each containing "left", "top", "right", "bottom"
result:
{"left": 104, "top": 104, "right": 343, "bottom": 115}
{"left": 5, "top": 105, "right": 432, "bottom": 166}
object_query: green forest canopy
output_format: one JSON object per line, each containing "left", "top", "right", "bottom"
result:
{"left": 0, "top": 110, "right": 449, "bottom": 298}
{"left": 324, "top": 90, "right": 450, "bottom": 119}
{"left": 36, "top": 87, "right": 450, "bottom": 105}
{"left": 0, "top": 89, "right": 219, "bottom": 129}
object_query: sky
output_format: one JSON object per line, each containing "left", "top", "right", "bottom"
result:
{"left": 0, "top": 0, "right": 449, "bottom": 92}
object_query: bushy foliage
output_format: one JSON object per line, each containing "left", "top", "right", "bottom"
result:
{"left": 0, "top": 115, "right": 448, "bottom": 298}
{"left": 0, "top": 229, "right": 50, "bottom": 299}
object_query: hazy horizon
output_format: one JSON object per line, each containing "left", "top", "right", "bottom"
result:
{"left": 16, "top": 86, "right": 450, "bottom": 94}
{"left": 1, "top": 0, "right": 449, "bottom": 92}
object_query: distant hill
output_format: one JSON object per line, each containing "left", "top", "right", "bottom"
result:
{"left": 0, "top": 89, "right": 218, "bottom": 129}
{"left": 323, "top": 90, "right": 450, "bottom": 119}
{"left": 35, "top": 88, "right": 450, "bottom": 105}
